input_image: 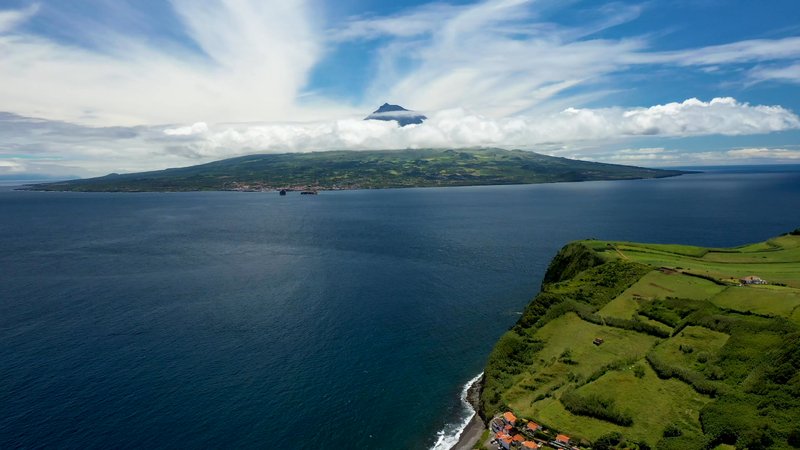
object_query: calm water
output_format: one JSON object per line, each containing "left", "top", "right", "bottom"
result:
{"left": 2, "top": 168, "right": 800, "bottom": 449}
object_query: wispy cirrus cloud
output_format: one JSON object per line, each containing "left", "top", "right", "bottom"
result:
{"left": 0, "top": 3, "right": 38, "bottom": 33}
{"left": 576, "top": 146, "right": 800, "bottom": 167}
{"left": 629, "top": 37, "right": 800, "bottom": 66}
{"left": 0, "top": 0, "right": 336, "bottom": 126}
{"left": 341, "top": 1, "right": 800, "bottom": 118}
{"left": 1, "top": 0, "right": 800, "bottom": 175}
{"left": 2, "top": 0, "right": 800, "bottom": 125}
{"left": 748, "top": 63, "right": 800, "bottom": 85}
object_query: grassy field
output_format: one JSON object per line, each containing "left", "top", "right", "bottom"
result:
{"left": 709, "top": 285, "right": 800, "bottom": 319}
{"left": 649, "top": 326, "right": 729, "bottom": 372}
{"left": 481, "top": 232, "right": 800, "bottom": 450}
{"left": 598, "top": 271, "right": 725, "bottom": 320}
{"left": 572, "top": 364, "right": 710, "bottom": 444}
{"left": 600, "top": 236, "right": 800, "bottom": 288}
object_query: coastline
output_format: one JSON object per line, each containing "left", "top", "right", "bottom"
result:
{"left": 452, "top": 414, "right": 484, "bottom": 450}
{"left": 429, "top": 372, "right": 486, "bottom": 450}
{"left": 18, "top": 172, "right": 689, "bottom": 193}
{"left": 452, "top": 372, "right": 485, "bottom": 450}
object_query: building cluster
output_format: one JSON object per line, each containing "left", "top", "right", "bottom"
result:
{"left": 490, "top": 411, "right": 575, "bottom": 450}
{"left": 739, "top": 275, "right": 768, "bottom": 285}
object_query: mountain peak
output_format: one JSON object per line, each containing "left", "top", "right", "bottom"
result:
{"left": 374, "top": 103, "right": 409, "bottom": 114}
{"left": 365, "top": 103, "right": 427, "bottom": 127}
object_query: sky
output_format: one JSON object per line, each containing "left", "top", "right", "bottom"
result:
{"left": 2, "top": 0, "right": 800, "bottom": 178}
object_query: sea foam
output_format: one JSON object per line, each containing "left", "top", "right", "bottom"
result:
{"left": 430, "top": 371, "right": 483, "bottom": 450}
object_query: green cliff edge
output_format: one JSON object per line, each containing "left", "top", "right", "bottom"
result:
{"left": 481, "top": 231, "right": 800, "bottom": 449}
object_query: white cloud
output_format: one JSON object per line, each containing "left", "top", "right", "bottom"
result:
{"left": 342, "top": 1, "right": 800, "bottom": 118}
{"left": 165, "top": 97, "right": 798, "bottom": 157}
{"left": 2, "top": 0, "right": 800, "bottom": 177}
{"left": 0, "top": 159, "right": 26, "bottom": 173}
{"left": 1, "top": 0, "right": 800, "bottom": 128}
{"left": 0, "top": 1, "right": 338, "bottom": 126}
{"left": 1, "top": 97, "right": 797, "bottom": 176}
{"left": 164, "top": 122, "right": 209, "bottom": 136}
{"left": 629, "top": 37, "right": 800, "bottom": 66}
{"left": 353, "top": 0, "right": 650, "bottom": 117}
{"left": 727, "top": 148, "right": 800, "bottom": 160}
{"left": 748, "top": 63, "right": 800, "bottom": 85}
{"left": 330, "top": 3, "right": 465, "bottom": 41}
{"left": 0, "top": 3, "right": 38, "bottom": 33}
{"left": 574, "top": 146, "right": 800, "bottom": 167}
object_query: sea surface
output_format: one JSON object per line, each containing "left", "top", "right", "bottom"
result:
{"left": 2, "top": 167, "right": 800, "bottom": 449}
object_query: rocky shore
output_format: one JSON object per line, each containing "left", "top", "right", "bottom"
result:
{"left": 451, "top": 374, "right": 486, "bottom": 450}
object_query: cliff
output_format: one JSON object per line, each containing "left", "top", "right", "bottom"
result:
{"left": 478, "top": 234, "right": 800, "bottom": 449}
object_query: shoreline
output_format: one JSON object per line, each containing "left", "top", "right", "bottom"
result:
{"left": 17, "top": 173, "right": 691, "bottom": 193}
{"left": 429, "top": 372, "right": 486, "bottom": 450}
{"left": 451, "top": 414, "right": 485, "bottom": 450}
{"left": 15, "top": 169, "right": 692, "bottom": 193}
{"left": 452, "top": 372, "right": 486, "bottom": 450}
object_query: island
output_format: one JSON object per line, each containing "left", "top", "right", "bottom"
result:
{"left": 465, "top": 228, "right": 800, "bottom": 450}
{"left": 21, "top": 148, "right": 688, "bottom": 192}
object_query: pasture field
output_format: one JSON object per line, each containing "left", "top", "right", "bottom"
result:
{"left": 709, "top": 285, "right": 800, "bottom": 319}
{"left": 481, "top": 232, "right": 800, "bottom": 450}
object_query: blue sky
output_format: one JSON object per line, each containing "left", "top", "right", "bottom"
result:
{"left": 1, "top": 0, "right": 800, "bottom": 176}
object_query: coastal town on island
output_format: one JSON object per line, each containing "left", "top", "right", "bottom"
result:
{"left": 479, "top": 411, "right": 578, "bottom": 450}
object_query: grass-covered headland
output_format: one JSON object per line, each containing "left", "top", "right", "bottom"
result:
{"left": 481, "top": 230, "right": 800, "bottom": 449}
{"left": 22, "top": 148, "right": 686, "bottom": 192}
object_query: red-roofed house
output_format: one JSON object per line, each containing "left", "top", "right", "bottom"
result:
{"left": 556, "top": 434, "right": 571, "bottom": 445}
{"left": 491, "top": 417, "right": 505, "bottom": 433}
{"left": 503, "top": 411, "right": 517, "bottom": 425}
{"left": 522, "top": 441, "right": 539, "bottom": 449}
{"left": 526, "top": 422, "right": 541, "bottom": 433}
{"left": 495, "top": 432, "right": 513, "bottom": 450}
{"left": 513, "top": 434, "right": 525, "bottom": 442}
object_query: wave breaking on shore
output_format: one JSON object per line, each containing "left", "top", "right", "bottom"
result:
{"left": 430, "top": 371, "right": 483, "bottom": 450}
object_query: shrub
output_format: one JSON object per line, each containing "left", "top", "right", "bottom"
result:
{"left": 593, "top": 314, "right": 672, "bottom": 338}
{"left": 542, "top": 242, "right": 604, "bottom": 284}
{"left": 788, "top": 428, "right": 800, "bottom": 447}
{"left": 594, "top": 432, "right": 623, "bottom": 450}
{"left": 646, "top": 353, "right": 718, "bottom": 396}
{"left": 696, "top": 352, "right": 709, "bottom": 363}
{"left": 663, "top": 423, "right": 682, "bottom": 437}
{"left": 560, "top": 390, "right": 633, "bottom": 426}
{"left": 584, "top": 357, "right": 639, "bottom": 386}
{"left": 633, "top": 365, "right": 645, "bottom": 379}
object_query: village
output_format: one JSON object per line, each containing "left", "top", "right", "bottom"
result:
{"left": 485, "top": 411, "right": 579, "bottom": 450}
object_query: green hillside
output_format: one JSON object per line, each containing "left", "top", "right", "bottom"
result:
{"left": 481, "top": 230, "right": 800, "bottom": 449}
{"left": 23, "top": 148, "right": 687, "bottom": 192}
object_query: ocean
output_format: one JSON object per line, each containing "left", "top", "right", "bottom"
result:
{"left": 2, "top": 167, "right": 800, "bottom": 449}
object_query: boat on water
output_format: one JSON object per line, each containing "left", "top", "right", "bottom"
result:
{"left": 300, "top": 190, "right": 318, "bottom": 195}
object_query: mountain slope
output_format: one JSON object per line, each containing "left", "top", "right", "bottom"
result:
{"left": 24, "top": 148, "right": 688, "bottom": 192}
{"left": 481, "top": 232, "right": 800, "bottom": 449}
{"left": 364, "top": 103, "right": 427, "bottom": 126}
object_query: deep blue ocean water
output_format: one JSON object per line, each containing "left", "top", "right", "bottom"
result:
{"left": 2, "top": 167, "right": 800, "bottom": 449}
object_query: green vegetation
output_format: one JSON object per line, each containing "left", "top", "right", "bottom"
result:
{"left": 560, "top": 390, "right": 634, "bottom": 426}
{"left": 481, "top": 231, "right": 800, "bottom": 449}
{"left": 22, "top": 147, "right": 687, "bottom": 192}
